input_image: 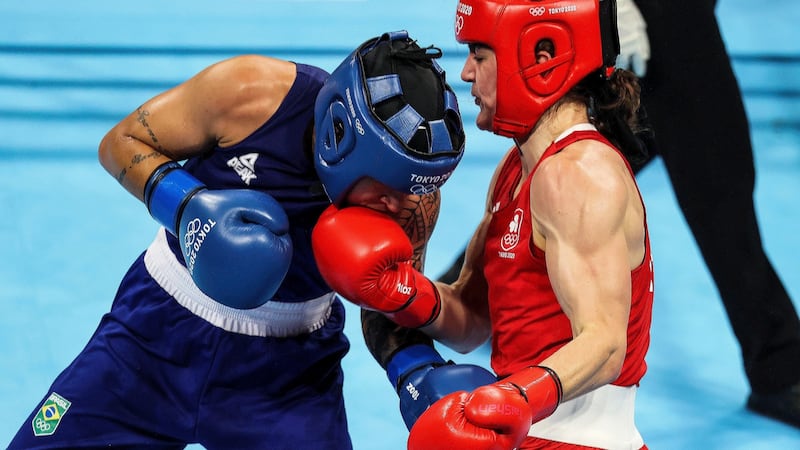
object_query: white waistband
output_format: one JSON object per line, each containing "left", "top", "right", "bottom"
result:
{"left": 143, "top": 227, "right": 333, "bottom": 338}
{"left": 528, "top": 384, "right": 644, "bottom": 449}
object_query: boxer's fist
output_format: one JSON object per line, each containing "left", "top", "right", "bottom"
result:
{"left": 408, "top": 387, "right": 531, "bottom": 450}
{"left": 177, "top": 189, "right": 292, "bottom": 308}
{"left": 387, "top": 345, "right": 497, "bottom": 429}
{"left": 408, "top": 366, "right": 562, "bottom": 450}
{"left": 145, "top": 162, "right": 292, "bottom": 308}
{"left": 312, "top": 205, "right": 440, "bottom": 328}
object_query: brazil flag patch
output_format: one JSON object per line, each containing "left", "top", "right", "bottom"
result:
{"left": 32, "top": 392, "right": 71, "bottom": 437}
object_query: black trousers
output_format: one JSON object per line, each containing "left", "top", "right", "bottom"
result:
{"left": 440, "top": 0, "right": 800, "bottom": 394}
{"left": 634, "top": 0, "right": 800, "bottom": 393}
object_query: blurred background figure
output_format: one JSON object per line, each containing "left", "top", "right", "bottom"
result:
{"left": 620, "top": 0, "right": 800, "bottom": 427}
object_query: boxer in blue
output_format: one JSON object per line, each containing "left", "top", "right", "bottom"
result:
{"left": 8, "top": 31, "right": 492, "bottom": 449}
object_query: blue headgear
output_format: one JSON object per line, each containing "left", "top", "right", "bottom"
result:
{"left": 314, "top": 30, "right": 466, "bottom": 205}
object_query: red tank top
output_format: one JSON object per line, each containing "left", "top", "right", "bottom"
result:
{"left": 483, "top": 129, "right": 654, "bottom": 386}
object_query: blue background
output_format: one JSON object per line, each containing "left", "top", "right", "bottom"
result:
{"left": 1, "top": 1, "right": 799, "bottom": 448}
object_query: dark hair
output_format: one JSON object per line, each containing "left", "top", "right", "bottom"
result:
{"left": 554, "top": 69, "right": 649, "bottom": 166}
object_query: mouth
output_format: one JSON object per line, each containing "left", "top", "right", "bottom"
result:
{"left": 472, "top": 95, "right": 481, "bottom": 107}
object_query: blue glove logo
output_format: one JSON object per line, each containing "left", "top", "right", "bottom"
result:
{"left": 184, "top": 218, "right": 202, "bottom": 250}
{"left": 404, "top": 381, "right": 421, "bottom": 401}
{"left": 183, "top": 217, "right": 217, "bottom": 275}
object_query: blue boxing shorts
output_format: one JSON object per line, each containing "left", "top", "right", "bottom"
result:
{"left": 8, "top": 250, "right": 352, "bottom": 450}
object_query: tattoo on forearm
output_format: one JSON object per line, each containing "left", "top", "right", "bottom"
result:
{"left": 115, "top": 168, "right": 127, "bottom": 184}
{"left": 136, "top": 107, "right": 166, "bottom": 152}
{"left": 111, "top": 106, "right": 172, "bottom": 185}
{"left": 395, "top": 191, "right": 440, "bottom": 268}
{"left": 115, "top": 150, "right": 162, "bottom": 184}
{"left": 360, "top": 191, "right": 442, "bottom": 367}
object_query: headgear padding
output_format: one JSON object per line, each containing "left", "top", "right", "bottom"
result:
{"left": 454, "top": 0, "right": 619, "bottom": 139}
{"left": 314, "top": 30, "right": 466, "bottom": 205}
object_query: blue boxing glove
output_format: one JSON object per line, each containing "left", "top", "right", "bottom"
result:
{"left": 144, "top": 161, "right": 293, "bottom": 309}
{"left": 387, "top": 344, "right": 497, "bottom": 430}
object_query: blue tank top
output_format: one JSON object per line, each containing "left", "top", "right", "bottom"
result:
{"left": 166, "top": 63, "right": 332, "bottom": 302}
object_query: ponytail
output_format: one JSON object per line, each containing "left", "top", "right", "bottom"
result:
{"left": 559, "top": 69, "right": 650, "bottom": 166}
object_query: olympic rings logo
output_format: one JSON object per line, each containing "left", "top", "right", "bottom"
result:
{"left": 410, "top": 184, "right": 439, "bottom": 195}
{"left": 501, "top": 232, "right": 519, "bottom": 251}
{"left": 529, "top": 6, "right": 546, "bottom": 16}
{"left": 34, "top": 418, "right": 53, "bottom": 432}
{"left": 455, "top": 15, "right": 465, "bottom": 35}
{"left": 183, "top": 218, "right": 202, "bottom": 251}
{"left": 501, "top": 209, "right": 524, "bottom": 251}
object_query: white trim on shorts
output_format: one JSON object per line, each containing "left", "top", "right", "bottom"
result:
{"left": 144, "top": 227, "right": 333, "bottom": 338}
{"left": 528, "top": 384, "right": 644, "bottom": 449}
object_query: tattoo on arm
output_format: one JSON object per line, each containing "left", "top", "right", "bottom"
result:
{"left": 114, "top": 107, "right": 171, "bottom": 184}
{"left": 395, "top": 191, "right": 440, "bottom": 269}
{"left": 136, "top": 107, "right": 167, "bottom": 153}
{"left": 114, "top": 151, "right": 163, "bottom": 184}
{"left": 361, "top": 191, "right": 442, "bottom": 367}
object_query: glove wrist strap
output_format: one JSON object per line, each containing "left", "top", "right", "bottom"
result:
{"left": 390, "top": 273, "right": 442, "bottom": 328}
{"left": 386, "top": 344, "right": 446, "bottom": 389}
{"left": 504, "top": 365, "right": 563, "bottom": 424}
{"left": 144, "top": 161, "right": 205, "bottom": 235}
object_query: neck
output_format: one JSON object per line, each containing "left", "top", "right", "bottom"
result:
{"left": 514, "top": 102, "right": 590, "bottom": 175}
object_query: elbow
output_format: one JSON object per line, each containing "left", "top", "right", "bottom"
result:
{"left": 600, "top": 336, "right": 627, "bottom": 383}
{"left": 97, "top": 130, "right": 117, "bottom": 172}
{"left": 98, "top": 125, "right": 138, "bottom": 172}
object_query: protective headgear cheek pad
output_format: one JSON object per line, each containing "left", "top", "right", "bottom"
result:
{"left": 313, "top": 31, "right": 466, "bottom": 205}
{"left": 455, "top": 0, "right": 619, "bottom": 139}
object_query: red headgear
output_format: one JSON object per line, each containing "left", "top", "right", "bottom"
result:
{"left": 454, "top": 0, "right": 619, "bottom": 138}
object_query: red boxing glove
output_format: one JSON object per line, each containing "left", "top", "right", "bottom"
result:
{"left": 408, "top": 366, "right": 562, "bottom": 450}
{"left": 311, "top": 205, "right": 441, "bottom": 328}
{"left": 408, "top": 387, "right": 531, "bottom": 450}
